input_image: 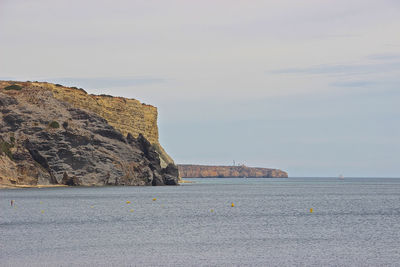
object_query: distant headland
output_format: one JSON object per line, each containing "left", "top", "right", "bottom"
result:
{"left": 177, "top": 164, "right": 288, "bottom": 178}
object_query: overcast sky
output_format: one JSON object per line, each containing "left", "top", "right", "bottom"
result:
{"left": 1, "top": 0, "right": 399, "bottom": 177}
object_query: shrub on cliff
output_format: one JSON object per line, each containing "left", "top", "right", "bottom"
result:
{"left": 69, "top": 86, "right": 88, "bottom": 94}
{"left": 49, "top": 121, "right": 60, "bottom": 129}
{"left": 4, "top": 84, "right": 22, "bottom": 91}
{"left": 0, "top": 141, "right": 14, "bottom": 160}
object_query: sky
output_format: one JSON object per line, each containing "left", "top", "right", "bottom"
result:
{"left": 1, "top": 0, "right": 399, "bottom": 177}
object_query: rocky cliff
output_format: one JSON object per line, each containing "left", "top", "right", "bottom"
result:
{"left": 178, "top": 164, "right": 288, "bottom": 178}
{"left": 0, "top": 81, "right": 179, "bottom": 186}
{"left": 49, "top": 83, "right": 174, "bottom": 167}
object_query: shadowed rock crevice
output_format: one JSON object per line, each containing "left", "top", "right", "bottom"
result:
{"left": 23, "top": 140, "right": 58, "bottom": 184}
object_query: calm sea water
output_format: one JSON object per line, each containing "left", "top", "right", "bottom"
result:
{"left": 1, "top": 178, "right": 400, "bottom": 267}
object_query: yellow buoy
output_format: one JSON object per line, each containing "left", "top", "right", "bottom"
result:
{"left": 210, "top": 209, "right": 214, "bottom": 212}
{"left": 39, "top": 201, "right": 43, "bottom": 204}
{"left": 41, "top": 210, "right": 45, "bottom": 214}
{"left": 126, "top": 201, "right": 131, "bottom": 204}
{"left": 90, "top": 205, "right": 94, "bottom": 208}
{"left": 130, "top": 209, "right": 134, "bottom": 212}
{"left": 231, "top": 203, "right": 235, "bottom": 207}
{"left": 152, "top": 198, "right": 156, "bottom": 201}
{"left": 310, "top": 208, "right": 313, "bottom": 213}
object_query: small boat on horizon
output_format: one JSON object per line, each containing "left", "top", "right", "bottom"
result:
{"left": 339, "top": 174, "right": 344, "bottom": 179}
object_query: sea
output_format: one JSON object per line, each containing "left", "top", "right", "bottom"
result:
{"left": 1, "top": 177, "right": 400, "bottom": 267}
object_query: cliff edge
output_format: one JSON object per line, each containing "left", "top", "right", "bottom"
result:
{"left": 178, "top": 164, "right": 288, "bottom": 178}
{"left": 0, "top": 81, "right": 179, "bottom": 186}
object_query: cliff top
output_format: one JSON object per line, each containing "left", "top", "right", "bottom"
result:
{"left": 0, "top": 80, "right": 155, "bottom": 108}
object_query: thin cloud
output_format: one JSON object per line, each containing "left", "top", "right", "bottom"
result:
{"left": 330, "top": 81, "right": 377, "bottom": 87}
{"left": 367, "top": 53, "right": 400, "bottom": 61}
{"left": 331, "top": 80, "right": 400, "bottom": 90}
{"left": 270, "top": 61, "right": 400, "bottom": 75}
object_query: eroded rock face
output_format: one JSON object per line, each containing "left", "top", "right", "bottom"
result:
{"left": 47, "top": 82, "right": 174, "bottom": 167}
{"left": 0, "top": 81, "right": 179, "bottom": 186}
{"left": 177, "top": 164, "right": 288, "bottom": 178}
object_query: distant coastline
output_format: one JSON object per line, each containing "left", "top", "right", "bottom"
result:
{"left": 178, "top": 164, "right": 288, "bottom": 178}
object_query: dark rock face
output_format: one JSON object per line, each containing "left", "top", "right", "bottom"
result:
{"left": 162, "top": 164, "right": 180, "bottom": 185}
{"left": 0, "top": 96, "right": 18, "bottom": 107}
{"left": 163, "top": 163, "right": 180, "bottom": 177}
{"left": 0, "top": 85, "right": 179, "bottom": 186}
{"left": 61, "top": 172, "right": 80, "bottom": 186}
{"left": 23, "top": 140, "right": 58, "bottom": 184}
{"left": 3, "top": 114, "right": 24, "bottom": 131}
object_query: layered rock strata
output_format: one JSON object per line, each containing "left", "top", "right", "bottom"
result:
{"left": 0, "top": 81, "right": 179, "bottom": 186}
{"left": 178, "top": 164, "right": 288, "bottom": 178}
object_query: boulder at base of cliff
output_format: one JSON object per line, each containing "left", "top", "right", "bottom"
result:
{"left": 61, "top": 172, "right": 81, "bottom": 186}
{"left": 161, "top": 163, "right": 180, "bottom": 185}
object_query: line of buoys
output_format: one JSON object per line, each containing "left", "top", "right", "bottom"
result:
{"left": 18, "top": 196, "right": 315, "bottom": 216}
{"left": 29, "top": 202, "right": 314, "bottom": 216}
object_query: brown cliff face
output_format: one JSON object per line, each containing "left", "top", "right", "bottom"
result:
{"left": 0, "top": 81, "right": 179, "bottom": 186}
{"left": 178, "top": 164, "right": 288, "bottom": 178}
{"left": 50, "top": 85, "right": 159, "bottom": 143}
{"left": 2, "top": 81, "right": 174, "bottom": 167}
{"left": 49, "top": 83, "right": 174, "bottom": 167}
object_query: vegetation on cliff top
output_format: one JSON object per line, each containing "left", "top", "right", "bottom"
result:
{"left": 4, "top": 84, "right": 22, "bottom": 91}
